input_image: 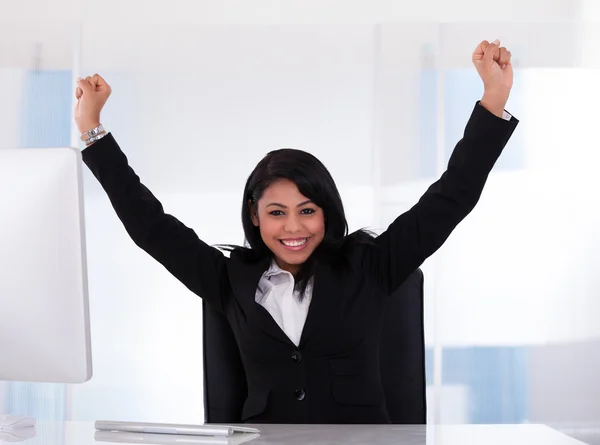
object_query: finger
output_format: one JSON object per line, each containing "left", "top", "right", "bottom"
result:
{"left": 76, "top": 77, "right": 93, "bottom": 94}
{"left": 472, "top": 40, "right": 490, "bottom": 61}
{"left": 504, "top": 50, "right": 512, "bottom": 69}
{"left": 482, "top": 39, "right": 500, "bottom": 65}
{"left": 93, "top": 73, "right": 111, "bottom": 95}
{"left": 92, "top": 73, "right": 109, "bottom": 87}
{"left": 498, "top": 47, "right": 510, "bottom": 68}
{"left": 75, "top": 86, "right": 83, "bottom": 100}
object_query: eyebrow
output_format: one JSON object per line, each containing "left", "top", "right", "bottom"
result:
{"left": 266, "top": 200, "right": 313, "bottom": 209}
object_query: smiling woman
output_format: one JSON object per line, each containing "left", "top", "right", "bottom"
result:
{"left": 239, "top": 148, "right": 367, "bottom": 299}
{"left": 75, "top": 39, "right": 519, "bottom": 424}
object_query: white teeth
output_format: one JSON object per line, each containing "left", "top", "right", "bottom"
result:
{"left": 282, "top": 238, "right": 307, "bottom": 247}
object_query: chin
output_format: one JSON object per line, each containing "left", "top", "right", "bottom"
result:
{"left": 279, "top": 251, "right": 312, "bottom": 265}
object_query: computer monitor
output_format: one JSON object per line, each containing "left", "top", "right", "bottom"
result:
{"left": 0, "top": 147, "right": 92, "bottom": 384}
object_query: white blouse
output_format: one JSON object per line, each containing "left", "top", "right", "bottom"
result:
{"left": 254, "top": 261, "right": 314, "bottom": 347}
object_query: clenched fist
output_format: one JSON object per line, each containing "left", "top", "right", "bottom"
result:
{"left": 74, "top": 74, "right": 111, "bottom": 133}
{"left": 472, "top": 39, "right": 513, "bottom": 118}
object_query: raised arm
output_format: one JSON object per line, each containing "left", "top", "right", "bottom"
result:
{"left": 364, "top": 39, "right": 519, "bottom": 294}
{"left": 75, "top": 75, "right": 229, "bottom": 313}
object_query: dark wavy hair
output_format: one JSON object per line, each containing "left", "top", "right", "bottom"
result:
{"left": 221, "top": 148, "right": 374, "bottom": 299}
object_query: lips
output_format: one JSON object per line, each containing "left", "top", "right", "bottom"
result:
{"left": 279, "top": 238, "right": 309, "bottom": 252}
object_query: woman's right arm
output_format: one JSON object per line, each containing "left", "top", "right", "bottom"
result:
{"left": 75, "top": 75, "right": 229, "bottom": 313}
{"left": 83, "top": 134, "right": 229, "bottom": 313}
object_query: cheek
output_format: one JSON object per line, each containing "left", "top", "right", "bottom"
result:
{"left": 257, "top": 218, "right": 279, "bottom": 239}
{"left": 309, "top": 215, "right": 326, "bottom": 237}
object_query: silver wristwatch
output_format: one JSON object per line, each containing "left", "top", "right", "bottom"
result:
{"left": 81, "top": 124, "right": 105, "bottom": 142}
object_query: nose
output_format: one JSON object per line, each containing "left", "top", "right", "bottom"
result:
{"left": 284, "top": 215, "right": 301, "bottom": 233}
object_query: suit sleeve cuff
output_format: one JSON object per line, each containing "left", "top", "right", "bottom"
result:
{"left": 464, "top": 101, "right": 519, "bottom": 146}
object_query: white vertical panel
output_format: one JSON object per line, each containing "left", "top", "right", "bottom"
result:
{"left": 0, "top": 69, "right": 24, "bottom": 150}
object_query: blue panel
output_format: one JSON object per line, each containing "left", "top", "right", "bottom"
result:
{"left": 4, "top": 383, "right": 67, "bottom": 421}
{"left": 19, "top": 70, "right": 72, "bottom": 148}
{"left": 425, "top": 346, "right": 529, "bottom": 423}
{"left": 442, "top": 347, "right": 529, "bottom": 424}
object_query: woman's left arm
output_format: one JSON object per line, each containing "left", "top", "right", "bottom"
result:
{"left": 366, "top": 39, "right": 520, "bottom": 294}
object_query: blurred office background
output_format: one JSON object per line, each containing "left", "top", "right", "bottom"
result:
{"left": 1, "top": 1, "right": 599, "bottom": 443}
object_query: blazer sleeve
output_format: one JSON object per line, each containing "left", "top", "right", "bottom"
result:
{"left": 365, "top": 101, "right": 519, "bottom": 295}
{"left": 82, "top": 133, "right": 229, "bottom": 314}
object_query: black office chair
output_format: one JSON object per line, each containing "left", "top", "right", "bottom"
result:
{"left": 202, "top": 268, "right": 426, "bottom": 424}
{"left": 379, "top": 268, "right": 426, "bottom": 424}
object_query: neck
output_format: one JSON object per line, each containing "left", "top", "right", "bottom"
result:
{"left": 274, "top": 258, "right": 300, "bottom": 276}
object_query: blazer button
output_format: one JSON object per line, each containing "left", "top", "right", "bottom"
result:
{"left": 295, "top": 389, "right": 306, "bottom": 401}
{"left": 291, "top": 351, "right": 302, "bottom": 363}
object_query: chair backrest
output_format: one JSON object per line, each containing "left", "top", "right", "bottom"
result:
{"left": 379, "top": 268, "right": 426, "bottom": 423}
{"left": 202, "top": 268, "right": 426, "bottom": 424}
{"left": 202, "top": 301, "right": 247, "bottom": 424}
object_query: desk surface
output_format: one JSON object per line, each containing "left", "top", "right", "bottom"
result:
{"left": 0, "top": 422, "right": 587, "bottom": 445}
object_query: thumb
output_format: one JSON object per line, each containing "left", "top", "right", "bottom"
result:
{"left": 482, "top": 39, "right": 500, "bottom": 65}
{"left": 76, "top": 77, "right": 94, "bottom": 94}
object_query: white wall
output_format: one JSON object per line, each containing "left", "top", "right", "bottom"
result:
{"left": 1, "top": 0, "right": 583, "bottom": 24}
{"left": 528, "top": 340, "right": 600, "bottom": 423}
{"left": 81, "top": 25, "right": 376, "bottom": 195}
{"left": 1, "top": 0, "right": 583, "bottom": 22}
{"left": 0, "top": 69, "right": 24, "bottom": 149}
{"left": 381, "top": 168, "right": 600, "bottom": 347}
{"left": 0, "top": 0, "right": 583, "bottom": 68}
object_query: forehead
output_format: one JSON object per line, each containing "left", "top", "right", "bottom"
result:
{"left": 259, "top": 179, "right": 309, "bottom": 204}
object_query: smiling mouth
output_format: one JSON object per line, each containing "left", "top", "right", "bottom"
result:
{"left": 281, "top": 238, "right": 307, "bottom": 247}
{"left": 279, "top": 238, "right": 309, "bottom": 251}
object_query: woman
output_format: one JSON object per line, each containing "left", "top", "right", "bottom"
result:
{"left": 74, "top": 39, "right": 518, "bottom": 424}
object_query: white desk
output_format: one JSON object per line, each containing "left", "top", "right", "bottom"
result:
{"left": 0, "top": 422, "right": 588, "bottom": 445}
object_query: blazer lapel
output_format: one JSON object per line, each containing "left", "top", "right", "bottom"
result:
{"left": 228, "top": 252, "right": 295, "bottom": 347}
{"left": 299, "top": 261, "right": 342, "bottom": 347}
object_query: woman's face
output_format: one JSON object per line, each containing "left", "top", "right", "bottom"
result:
{"left": 251, "top": 179, "right": 325, "bottom": 275}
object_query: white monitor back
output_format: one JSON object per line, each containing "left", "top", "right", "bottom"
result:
{"left": 0, "top": 147, "right": 92, "bottom": 383}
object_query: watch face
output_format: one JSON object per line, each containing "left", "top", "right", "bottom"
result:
{"left": 81, "top": 124, "right": 104, "bottom": 141}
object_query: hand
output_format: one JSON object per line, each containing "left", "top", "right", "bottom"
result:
{"left": 472, "top": 39, "right": 513, "bottom": 117}
{"left": 74, "top": 74, "right": 112, "bottom": 133}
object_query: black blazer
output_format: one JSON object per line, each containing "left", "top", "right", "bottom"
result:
{"left": 82, "top": 102, "right": 518, "bottom": 424}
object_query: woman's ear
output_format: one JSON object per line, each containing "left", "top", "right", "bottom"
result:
{"left": 249, "top": 200, "right": 259, "bottom": 227}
